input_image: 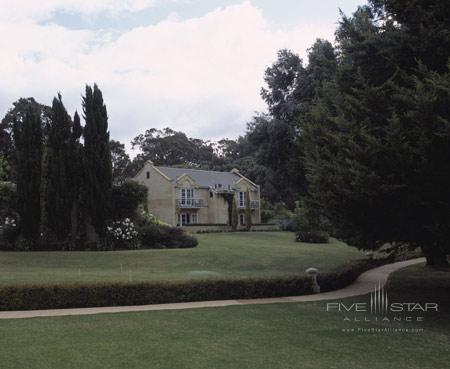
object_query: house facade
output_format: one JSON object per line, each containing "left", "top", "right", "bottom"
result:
{"left": 134, "top": 161, "right": 261, "bottom": 226}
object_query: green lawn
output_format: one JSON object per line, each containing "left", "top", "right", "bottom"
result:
{"left": 0, "top": 232, "right": 365, "bottom": 285}
{"left": 0, "top": 263, "right": 448, "bottom": 369}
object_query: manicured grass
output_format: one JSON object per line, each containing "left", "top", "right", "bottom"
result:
{"left": 0, "top": 232, "right": 365, "bottom": 285}
{"left": 0, "top": 264, "right": 448, "bottom": 369}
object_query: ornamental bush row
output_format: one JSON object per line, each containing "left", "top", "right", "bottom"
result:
{"left": 0, "top": 259, "right": 379, "bottom": 311}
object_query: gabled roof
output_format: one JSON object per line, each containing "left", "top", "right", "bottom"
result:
{"left": 156, "top": 166, "right": 242, "bottom": 188}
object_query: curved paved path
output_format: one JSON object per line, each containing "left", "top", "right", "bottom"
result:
{"left": 0, "top": 257, "right": 425, "bottom": 319}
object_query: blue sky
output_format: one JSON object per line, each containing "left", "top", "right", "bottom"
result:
{"left": 0, "top": 0, "right": 366, "bottom": 153}
{"left": 45, "top": 1, "right": 363, "bottom": 31}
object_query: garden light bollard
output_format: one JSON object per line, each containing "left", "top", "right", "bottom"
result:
{"left": 305, "top": 267, "right": 320, "bottom": 294}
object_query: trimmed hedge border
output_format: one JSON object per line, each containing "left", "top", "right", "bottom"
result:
{"left": 0, "top": 259, "right": 386, "bottom": 311}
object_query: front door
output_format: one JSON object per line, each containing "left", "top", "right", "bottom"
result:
{"left": 179, "top": 212, "right": 191, "bottom": 225}
{"left": 178, "top": 212, "right": 198, "bottom": 226}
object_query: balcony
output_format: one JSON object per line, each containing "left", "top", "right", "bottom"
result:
{"left": 177, "top": 198, "right": 205, "bottom": 208}
{"left": 237, "top": 200, "right": 260, "bottom": 209}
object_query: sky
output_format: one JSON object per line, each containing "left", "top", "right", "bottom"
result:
{"left": 0, "top": 0, "right": 365, "bottom": 153}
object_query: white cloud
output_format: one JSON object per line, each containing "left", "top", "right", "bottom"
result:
{"left": 0, "top": 1, "right": 334, "bottom": 152}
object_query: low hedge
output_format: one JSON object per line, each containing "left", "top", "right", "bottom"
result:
{"left": 0, "top": 259, "right": 383, "bottom": 311}
{"left": 139, "top": 223, "right": 198, "bottom": 249}
{"left": 296, "top": 230, "right": 329, "bottom": 244}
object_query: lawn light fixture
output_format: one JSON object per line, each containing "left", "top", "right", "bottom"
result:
{"left": 305, "top": 267, "right": 320, "bottom": 294}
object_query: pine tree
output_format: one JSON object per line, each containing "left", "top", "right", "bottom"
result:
{"left": 244, "top": 189, "right": 252, "bottom": 231}
{"left": 82, "top": 84, "right": 112, "bottom": 242}
{"left": 303, "top": 61, "right": 450, "bottom": 266}
{"left": 12, "top": 108, "right": 42, "bottom": 244}
{"left": 301, "top": 2, "right": 450, "bottom": 266}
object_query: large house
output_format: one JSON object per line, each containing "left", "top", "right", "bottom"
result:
{"left": 134, "top": 161, "right": 261, "bottom": 226}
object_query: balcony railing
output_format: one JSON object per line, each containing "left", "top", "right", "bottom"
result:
{"left": 237, "top": 200, "right": 260, "bottom": 209}
{"left": 177, "top": 198, "right": 205, "bottom": 208}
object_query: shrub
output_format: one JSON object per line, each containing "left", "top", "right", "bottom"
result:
{"left": 0, "top": 182, "right": 17, "bottom": 213}
{"left": 138, "top": 222, "right": 198, "bottom": 249}
{"left": 0, "top": 215, "right": 20, "bottom": 250}
{"left": 138, "top": 222, "right": 165, "bottom": 248}
{"left": 110, "top": 181, "right": 147, "bottom": 220}
{"left": 106, "top": 218, "right": 139, "bottom": 250}
{"left": 296, "top": 230, "right": 329, "bottom": 244}
{"left": 265, "top": 203, "right": 298, "bottom": 231}
{"left": 11, "top": 236, "right": 35, "bottom": 251}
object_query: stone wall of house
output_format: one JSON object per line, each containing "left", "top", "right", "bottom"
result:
{"left": 134, "top": 163, "right": 176, "bottom": 225}
{"left": 234, "top": 179, "right": 261, "bottom": 224}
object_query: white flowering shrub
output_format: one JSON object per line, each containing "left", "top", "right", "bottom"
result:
{"left": 0, "top": 215, "right": 20, "bottom": 249}
{"left": 139, "top": 210, "right": 170, "bottom": 227}
{"left": 3, "top": 216, "right": 17, "bottom": 228}
{"left": 106, "top": 218, "right": 139, "bottom": 249}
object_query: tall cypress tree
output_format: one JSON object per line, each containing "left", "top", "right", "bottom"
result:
{"left": 82, "top": 84, "right": 112, "bottom": 242}
{"left": 12, "top": 108, "right": 42, "bottom": 244}
{"left": 45, "top": 94, "right": 73, "bottom": 243}
{"left": 68, "top": 111, "right": 83, "bottom": 247}
{"left": 40, "top": 139, "right": 50, "bottom": 239}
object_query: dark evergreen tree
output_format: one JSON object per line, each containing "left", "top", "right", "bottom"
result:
{"left": 303, "top": 1, "right": 450, "bottom": 266}
{"left": 82, "top": 84, "right": 112, "bottom": 242}
{"left": 44, "top": 94, "right": 73, "bottom": 243}
{"left": 1, "top": 98, "right": 51, "bottom": 181}
{"left": 68, "top": 111, "right": 83, "bottom": 247}
{"left": 370, "top": 0, "right": 450, "bottom": 74}
{"left": 12, "top": 108, "right": 42, "bottom": 244}
{"left": 40, "top": 140, "right": 50, "bottom": 239}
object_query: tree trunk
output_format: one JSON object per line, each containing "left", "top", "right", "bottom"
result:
{"left": 421, "top": 244, "right": 450, "bottom": 267}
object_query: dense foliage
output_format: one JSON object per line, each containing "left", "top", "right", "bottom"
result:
{"left": 302, "top": 0, "right": 450, "bottom": 266}
{"left": 110, "top": 181, "right": 148, "bottom": 220}
{"left": 42, "top": 94, "right": 77, "bottom": 242}
{"left": 1, "top": 86, "right": 196, "bottom": 251}
{"left": 110, "top": 139, "right": 132, "bottom": 184}
{"left": 12, "top": 108, "right": 42, "bottom": 244}
{"left": 82, "top": 84, "right": 113, "bottom": 242}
